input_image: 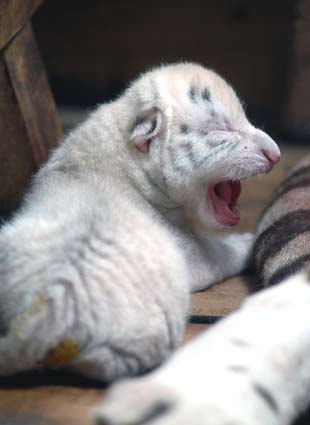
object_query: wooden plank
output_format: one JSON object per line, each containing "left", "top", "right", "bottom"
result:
{"left": 185, "top": 323, "right": 210, "bottom": 343}
{"left": 0, "top": 325, "right": 212, "bottom": 425}
{"left": 4, "top": 22, "right": 62, "bottom": 166}
{"left": 0, "top": 0, "right": 43, "bottom": 51}
{"left": 191, "top": 277, "right": 250, "bottom": 317}
{"left": 283, "top": 0, "right": 310, "bottom": 138}
{"left": 0, "top": 58, "right": 36, "bottom": 210}
{"left": 0, "top": 385, "right": 103, "bottom": 425}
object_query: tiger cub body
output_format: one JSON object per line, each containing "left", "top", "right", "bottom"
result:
{"left": 0, "top": 63, "right": 279, "bottom": 380}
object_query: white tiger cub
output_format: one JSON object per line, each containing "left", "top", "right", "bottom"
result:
{"left": 0, "top": 63, "right": 279, "bottom": 381}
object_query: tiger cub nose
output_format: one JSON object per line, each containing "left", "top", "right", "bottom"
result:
{"left": 262, "top": 149, "right": 281, "bottom": 167}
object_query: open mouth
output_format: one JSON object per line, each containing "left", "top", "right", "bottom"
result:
{"left": 208, "top": 180, "right": 241, "bottom": 226}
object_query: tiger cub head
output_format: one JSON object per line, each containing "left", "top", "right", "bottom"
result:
{"left": 125, "top": 62, "right": 280, "bottom": 232}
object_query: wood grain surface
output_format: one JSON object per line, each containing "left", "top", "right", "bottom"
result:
{"left": 0, "top": 0, "right": 43, "bottom": 50}
{"left": 284, "top": 0, "right": 310, "bottom": 138}
{"left": 0, "top": 57, "right": 36, "bottom": 211}
{"left": 4, "top": 23, "right": 62, "bottom": 166}
{"left": 0, "top": 21, "right": 61, "bottom": 211}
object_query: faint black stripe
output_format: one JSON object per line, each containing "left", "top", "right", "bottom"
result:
{"left": 144, "top": 169, "right": 168, "bottom": 198}
{"left": 266, "top": 254, "right": 310, "bottom": 286}
{"left": 167, "top": 144, "right": 179, "bottom": 172}
{"left": 277, "top": 179, "right": 310, "bottom": 198}
{"left": 0, "top": 312, "right": 8, "bottom": 336}
{"left": 189, "top": 315, "right": 222, "bottom": 324}
{"left": 136, "top": 401, "right": 172, "bottom": 424}
{"left": 189, "top": 86, "right": 197, "bottom": 102}
{"left": 168, "top": 145, "right": 188, "bottom": 174}
{"left": 196, "top": 140, "right": 234, "bottom": 167}
{"left": 266, "top": 177, "right": 310, "bottom": 209}
{"left": 202, "top": 87, "right": 211, "bottom": 101}
{"left": 179, "top": 142, "right": 197, "bottom": 165}
{"left": 208, "top": 139, "right": 228, "bottom": 148}
{"left": 257, "top": 166, "right": 310, "bottom": 222}
{"left": 277, "top": 166, "right": 310, "bottom": 195}
{"left": 287, "top": 165, "right": 310, "bottom": 180}
{"left": 253, "top": 383, "right": 279, "bottom": 413}
{"left": 159, "top": 142, "right": 169, "bottom": 187}
{"left": 230, "top": 338, "right": 252, "bottom": 347}
{"left": 254, "top": 210, "right": 310, "bottom": 273}
{"left": 228, "top": 365, "right": 249, "bottom": 373}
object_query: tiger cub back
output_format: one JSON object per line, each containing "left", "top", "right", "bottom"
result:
{"left": 253, "top": 154, "right": 310, "bottom": 286}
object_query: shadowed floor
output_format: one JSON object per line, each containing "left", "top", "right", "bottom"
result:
{"left": 0, "top": 145, "right": 309, "bottom": 425}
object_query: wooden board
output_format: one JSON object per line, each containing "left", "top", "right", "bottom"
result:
{"left": 185, "top": 323, "right": 210, "bottom": 342}
{"left": 0, "top": 57, "right": 36, "bottom": 211}
{"left": 284, "top": 0, "right": 310, "bottom": 138}
{"left": 191, "top": 277, "right": 250, "bottom": 317}
{"left": 0, "top": 22, "right": 62, "bottom": 210}
{"left": 0, "top": 0, "right": 43, "bottom": 50}
{"left": 4, "top": 23, "right": 62, "bottom": 166}
{"left": 0, "top": 384, "right": 102, "bottom": 425}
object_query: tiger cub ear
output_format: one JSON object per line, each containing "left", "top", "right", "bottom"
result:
{"left": 130, "top": 107, "right": 164, "bottom": 153}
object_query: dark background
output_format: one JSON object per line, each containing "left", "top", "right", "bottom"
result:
{"left": 32, "top": 0, "right": 310, "bottom": 142}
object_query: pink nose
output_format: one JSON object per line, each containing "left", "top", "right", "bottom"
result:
{"left": 262, "top": 149, "right": 281, "bottom": 166}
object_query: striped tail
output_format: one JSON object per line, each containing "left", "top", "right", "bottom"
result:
{"left": 253, "top": 155, "right": 310, "bottom": 286}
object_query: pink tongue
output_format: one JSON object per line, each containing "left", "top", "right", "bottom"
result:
{"left": 216, "top": 182, "right": 232, "bottom": 204}
{"left": 209, "top": 181, "right": 241, "bottom": 227}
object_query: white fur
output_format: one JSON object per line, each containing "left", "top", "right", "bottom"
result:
{"left": 94, "top": 273, "right": 310, "bottom": 425}
{"left": 0, "top": 62, "right": 279, "bottom": 378}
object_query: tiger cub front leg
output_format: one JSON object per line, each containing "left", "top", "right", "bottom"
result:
{"left": 172, "top": 230, "right": 253, "bottom": 292}
{"left": 203, "top": 232, "right": 254, "bottom": 283}
{"left": 194, "top": 232, "right": 254, "bottom": 291}
{"left": 171, "top": 225, "right": 254, "bottom": 292}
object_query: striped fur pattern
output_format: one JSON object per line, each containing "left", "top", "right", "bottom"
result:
{"left": 254, "top": 155, "right": 310, "bottom": 286}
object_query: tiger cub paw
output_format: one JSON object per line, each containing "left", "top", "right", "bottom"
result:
{"left": 92, "top": 374, "right": 276, "bottom": 425}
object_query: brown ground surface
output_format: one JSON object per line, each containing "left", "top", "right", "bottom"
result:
{"left": 0, "top": 146, "right": 308, "bottom": 425}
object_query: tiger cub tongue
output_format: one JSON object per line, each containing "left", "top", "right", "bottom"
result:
{"left": 215, "top": 181, "right": 232, "bottom": 204}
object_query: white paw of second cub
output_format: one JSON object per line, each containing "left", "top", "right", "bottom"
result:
{"left": 93, "top": 372, "right": 277, "bottom": 425}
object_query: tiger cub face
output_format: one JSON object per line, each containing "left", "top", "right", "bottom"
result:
{"left": 126, "top": 63, "right": 280, "bottom": 232}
